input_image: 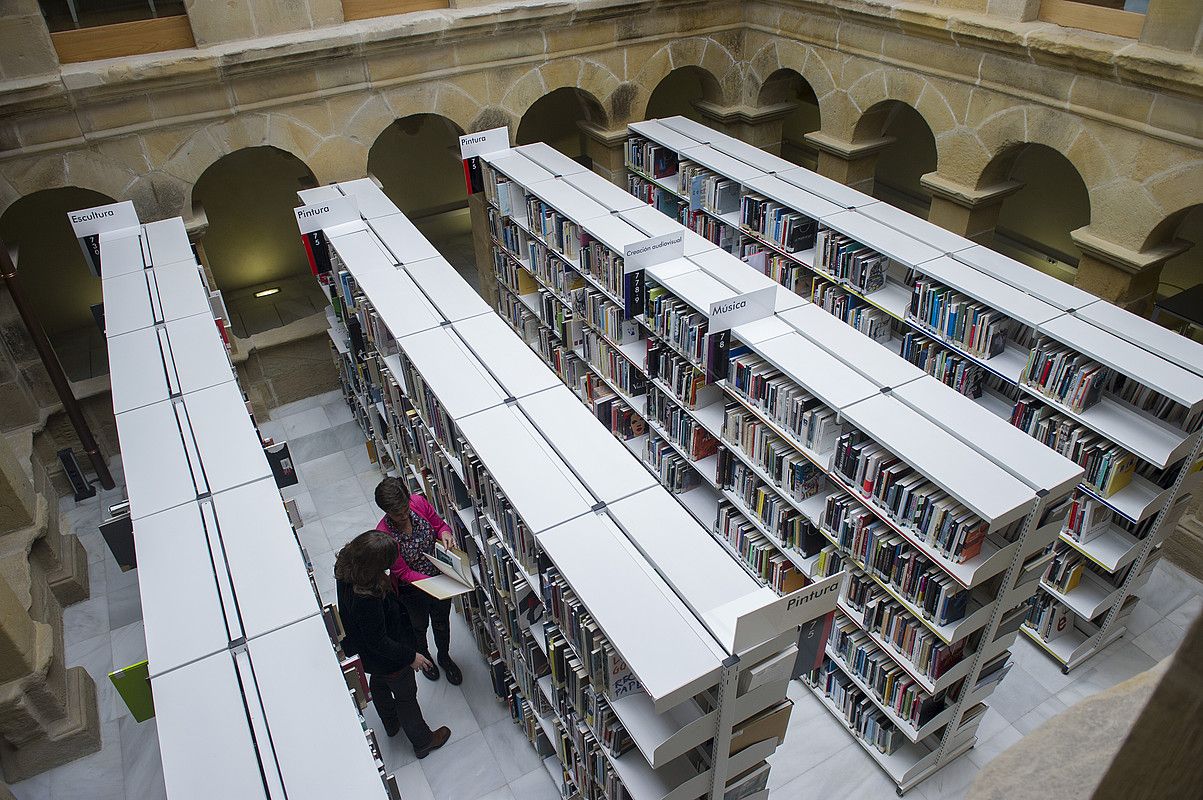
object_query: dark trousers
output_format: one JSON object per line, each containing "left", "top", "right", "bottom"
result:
{"left": 369, "top": 668, "right": 432, "bottom": 748}
{"left": 400, "top": 587, "right": 453, "bottom": 659}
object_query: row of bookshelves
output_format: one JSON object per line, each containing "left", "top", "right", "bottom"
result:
{"left": 98, "top": 208, "right": 397, "bottom": 800}
{"left": 624, "top": 116, "right": 1203, "bottom": 674}
{"left": 302, "top": 171, "right": 823, "bottom": 800}
{"left": 474, "top": 140, "right": 1080, "bottom": 792}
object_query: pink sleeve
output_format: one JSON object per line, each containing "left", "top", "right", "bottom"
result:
{"left": 410, "top": 495, "right": 452, "bottom": 536}
{"left": 376, "top": 516, "right": 429, "bottom": 585}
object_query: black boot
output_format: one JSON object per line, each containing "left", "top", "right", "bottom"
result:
{"left": 438, "top": 653, "right": 462, "bottom": 686}
{"left": 421, "top": 658, "right": 440, "bottom": 682}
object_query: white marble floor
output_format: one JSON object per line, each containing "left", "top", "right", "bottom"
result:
{"left": 11, "top": 389, "right": 1202, "bottom": 800}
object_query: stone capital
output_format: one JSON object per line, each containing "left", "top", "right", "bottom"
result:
{"left": 920, "top": 173, "right": 1023, "bottom": 209}
{"left": 576, "top": 121, "right": 628, "bottom": 148}
{"left": 803, "top": 130, "right": 894, "bottom": 160}
{"left": 693, "top": 100, "right": 799, "bottom": 127}
{"left": 1070, "top": 226, "right": 1191, "bottom": 276}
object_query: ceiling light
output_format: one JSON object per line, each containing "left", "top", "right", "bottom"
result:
{"left": 254, "top": 288, "right": 280, "bottom": 298}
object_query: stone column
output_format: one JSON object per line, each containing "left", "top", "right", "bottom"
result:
{"left": 921, "top": 173, "right": 1023, "bottom": 244}
{"left": 1140, "top": 0, "right": 1203, "bottom": 54}
{"left": 0, "top": 434, "right": 99, "bottom": 783}
{"left": 0, "top": 1, "right": 59, "bottom": 82}
{"left": 803, "top": 131, "right": 893, "bottom": 195}
{"left": 1071, "top": 227, "right": 1189, "bottom": 315}
{"left": 467, "top": 192, "right": 497, "bottom": 307}
{"left": 693, "top": 101, "right": 797, "bottom": 156}
{"left": 578, "top": 123, "right": 628, "bottom": 187}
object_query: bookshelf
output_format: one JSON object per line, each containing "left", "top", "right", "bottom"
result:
{"left": 624, "top": 116, "right": 1203, "bottom": 678}
{"left": 303, "top": 176, "right": 826, "bottom": 800}
{"left": 471, "top": 140, "right": 1091, "bottom": 794}
{"left": 98, "top": 212, "right": 397, "bottom": 799}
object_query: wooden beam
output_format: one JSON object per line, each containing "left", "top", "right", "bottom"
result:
{"left": 51, "top": 15, "right": 196, "bottom": 64}
{"left": 342, "top": 0, "right": 449, "bottom": 23}
{"left": 1038, "top": 0, "right": 1147, "bottom": 39}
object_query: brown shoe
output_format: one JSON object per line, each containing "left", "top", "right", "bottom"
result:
{"left": 415, "top": 726, "right": 451, "bottom": 759}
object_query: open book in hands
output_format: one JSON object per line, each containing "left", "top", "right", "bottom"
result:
{"left": 411, "top": 542, "right": 476, "bottom": 600}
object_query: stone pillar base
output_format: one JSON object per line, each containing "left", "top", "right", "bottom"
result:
{"left": 1071, "top": 227, "right": 1189, "bottom": 316}
{"left": 693, "top": 100, "right": 797, "bottom": 156}
{"left": 805, "top": 131, "right": 893, "bottom": 195}
{"left": 33, "top": 533, "right": 88, "bottom": 609}
{"left": 0, "top": 666, "right": 100, "bottom": 783}
{"left": 467, "top": 193, "right": 497, "bottom": 307}
{"left": 578, "top": 122, "right": 628, "bottom": 187}
{"left": 921, "top": 174, "right": 1023, "bottom": 244}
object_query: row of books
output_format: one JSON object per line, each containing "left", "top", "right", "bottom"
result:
{"left": 645, "top": 287, "right": 710, "bottom": 366}
{"left": 810, "top": 661, "right": 904, "bottom": 755}
{"left": 1110, "top": 374, "right": 1200, "bottom": 432}
{"left": 626, "top": 138, "right": 678, "bottom": 179}
{"left": 722, "top": 405, "right": 827, "bottom": 503}
{"left": 581, "top": 330, "right": 647, "bottom": 400}
{"left": 648, "top": 385, "right": 719, "bottom": 461}
{"left": 533, "top": 235, "right": 586, "bottom": 302}
{"left": 739, "top": 193, "right": 818, "bottom": 254}
{"left": 831, "top": 621, "right": 947, "bottom": 732}
{"left": 815, "top": 229, "right": 889, "bottom": 294}
{"left": 647, "top": 344, "right": 710, "bottom": 409}
{"left": 1022, "top": 340, "right": 1111, "bottom": 414}
{"left": 726, "top": 347, "right": 842, "bottom": 456}
{"left": 812, "top": 282, "right": 894, "bottom": 345}
{"left": 463, "top": 446, "right": 540, "bottom": 576}
{"left": 718, "top": 451, "right": 820, "bottom": 551}
{"left": 716, "top": 501, "right": 808, "bottom": 594}
{"left": 526, "top": 196, "right": 582, "bottom": 260}
{"left": 644, "top": 434, "right": 702, "bottom": 494}
{"left": 908, "top": 277, "right": 1011, "bottom": 360}
{"left": 626, "top": 174, "right": 682, "bottom": 218}
{"left": 681, "top": 166, "right": 741, "bottom": 216}
{"left": 899, "top": 332, "right": 985, "bottom": 400}
{"left": 1009, "top": 399, "right": 1136, "bottom": 498}
{"left": 854, "top": 599, "right": 967, "bottom": 683}
{"left": 680, "top": 208, "right": 738, "bottom": 253}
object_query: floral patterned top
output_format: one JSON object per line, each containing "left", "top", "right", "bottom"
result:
{"left": 375, "top": 495, "right": 451, "bottom": 583}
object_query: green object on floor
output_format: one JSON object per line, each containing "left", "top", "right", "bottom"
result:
{"left": 110, "top": 660, "right": 155, "bottom": 722}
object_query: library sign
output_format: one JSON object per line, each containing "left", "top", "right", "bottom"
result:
{"left": 728, "top": 571, "right": 843, "bottom": 654}
{"left": 67, "top": 200, "right": 140, "bottom": 277}
{"left": 459, "top": 126, "right": 509, "bottom": 195}
{"left": 621, "top": 231, "right": 684, "bottom": 318}
{"left": 293, "top": 196, "right": 360, "bottom": 234}
{"left": 707, "top": 285, "right": 776, "bottom": 333}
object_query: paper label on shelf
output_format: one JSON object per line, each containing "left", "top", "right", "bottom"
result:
{"left": 293, "top": 196, "right": 360, "bottom": 234}
{"left": 68, "top": 201, "right": 139, "bottom": 238}
{"left": 730, "top": 571, "right": 843, "bottom": 654}
{"left": 707, "top": 286, "right": 776, "bottom": 333}
{"left": 623, "top": 231, "right": 684, "bottom": 272}
{"left": 459, "top": 127, "right": 509, "bottom": 159}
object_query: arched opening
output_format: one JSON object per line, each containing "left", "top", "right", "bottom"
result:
{"left": 757, "top": 69, "right": 821, "bottom": 169}
{"left": 192, "top": 146, "right": 326, "bottom": 338}
{"left": 984, "top": 143, "right": 1091, "bottom": 281}
{"left": 515, "top": 87, "right": 607, "bottom": 163}
{"left": 1147, "top": 205, "right": 1203, "bottom": 340}
{"left": 0, "top": 187, "right": 116, "bottom": 381}
{"left": 645, "top": 66, "right": 723, "bottom": 123}
{"left": 855, "top": 100, "right": 937, "bottom": 215}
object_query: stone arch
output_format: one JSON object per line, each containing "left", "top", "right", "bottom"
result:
{"left": 1143, "top": 203, "right": 1203, "bottom": 303}
{"left": 756, "top": 67, "right": 822, "bottom": 168}
{"left": 0, "top": 150, "right": 138, "bottom": 221}
{"left": 634, "top": 36, "right": 735, "bottom": 120}
{"left": 644, "top": 65, "right": 726, "bottom": 122}
{"left": 369, "top": 113, "right": 467, "bottom": 218}
{"left": 854, "top": 99, "right": 939, "bottom": 214}
{"left": 191, "top": 146, "right": 326, "bottom": 337}
{"left": 982, "top": 142, "right": 1092, "bottom": 272}
{"left": 0, "top": 187, "right": 118, "bottom": 380}
{"left": 759, "top": 38, "right": 838, "bottom": 127}
{"left": 516, "top": 87, "right": 608, "bottom": 161}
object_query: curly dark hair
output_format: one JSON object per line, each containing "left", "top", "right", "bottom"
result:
{"left": 374, "top": 477, "right": 411, "bottom": 516}
{"left": 334, "top": 531, "right": 397, "bottom": 597}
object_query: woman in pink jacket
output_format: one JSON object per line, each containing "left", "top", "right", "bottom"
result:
{"left": 373, "top": 477, "right": 462, "bottom": 685}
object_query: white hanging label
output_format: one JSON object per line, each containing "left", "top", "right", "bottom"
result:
{"left": 622, "top": 231, "right": 684, "bottom": 273}
{"left": 294, "top": 196, "right": 360, "bottom": 234}
{"left": 68, "top": 201, "right": 139, "bottom": 238}
{"left": 729, "top": 571, "right": 843, "bottom": 653}
{"left": 459, "top": 127, "right": 510, "bottom": 159}
{"left": 708, "top": 285, "right": 776, "bottom": 333}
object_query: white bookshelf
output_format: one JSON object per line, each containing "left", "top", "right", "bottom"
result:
{"left": 305, "top": 178, "right": 822, "bottom": 800}
{"left": 98, "top": 205, "right": 394, "bottom": 799}
{"left": 472, "top": 137, "right": 1094, "bottom": 794}
{"left": 625, "top": 116, "right": 1203, "bottom": 683}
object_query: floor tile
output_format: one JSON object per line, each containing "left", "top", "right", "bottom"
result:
{"left": 346, "top": 444, "right": 375, "bottom": 474}
{"left": 912, "top": 751, "right": 979, "bottom": 800}
{"left": 288, "top": 428, "right": 344, "bottom": 463}
{"left": 967, "top": 723, "right": 1023, "bottom": 769}
{"left": 320, "top": 502, "right": 381, "bottom": 553}
{"left": 420, "top": 730, "right": 507, "bottom": 800}
{"left": 357, "top": 469, "right": 384, "bottom": 499}
{"left": 77, "top": 530, "right": 106, "bottom": 565}
{"left": 1013, "top": 696, "right": 1068, "bottom": 735}
{"left": 298, "top": 451, "right": 354, "bottom": 486}
{"left": 111, "top": 621, "right": 148, "bottom": 668}
{"left": 1010, "top": 637, "right": 1079, "bottom": 695}
{"left": 1139, "top": 563, "right": 1197, "bottom": 617}
{"left": 270, "top": 394, "right": 330, "bottom": 419}
{"left": 1133, "top": 618, "right": 1188, "bottom": 661}
{"left": 332, "top": 420, "right": 367, "bottom": 450}
{"left": 107, "top": 583, "right": 143, "bottom": 630}
{"left": 982, "top": 661, "right": 1051, "bottom": 724}
{"left": 88, "top": 557, "right": 108, "bottom": 597}
{"left": 49, "top": 718, "right": 124, "bottom": 800}
{"left": 278, "top": 406, "right": 331, "bottom": 439}
{"left": 482, "top": 718, "right": 546, "bottom": 783}
{"left": 476, "top": 786, "right": 515, "bottom": 800}
{"left": 766, "top": 695, "right": 848, "bottom": 790}
{"left": 297, "top": 518, "right": 332, "bottom": 557}
{"left": 119, "top": 715, "right": 166, "bottom": 800}
{"left": 391, "top": 761, "right": 434, "bottom": 800}
{"left": 8, "top": 770, "right": 50, "bottom": 800}
{"left": 310, "top": 475, "right": 369, "bottom": 517}
{"left": 507, "top": 767, "right": 560, "bottom": 800}
{"left": 1166, "top": 592, "right": 1203, "bottom": 629}
{"left": 257, "top": 419, "right": 284, "bottom": 443}
{"left": 324, "top": 401, "right": 355, "bottom": 427}
{"left": 415, "top": 678, "right": 483, "bottom": 748}
{"left": 777, "top": 741, "right": 894, "bottom": 798}
{"left": 65, "top": 594, "right": 110, "bottom": 644}
{"left": 292, "top": 490, "right": 319, "bottom": 521}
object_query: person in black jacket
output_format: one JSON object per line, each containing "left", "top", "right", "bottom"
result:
{"left": 336, "top": 531, "right": 451, "bottom": 758}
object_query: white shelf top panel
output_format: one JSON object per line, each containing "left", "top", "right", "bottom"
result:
{"left": 628, "top": 119, "right": 709, "bottom": 154}
{"left": 1073, "top": 301, "right": 1203, "bottom": 378}
{"left": 452, "top": 314, "right": 561, "bottom": 399}
{"left": 368, "top": 213, "right": 443, "bottom": 264}
{"left": 537, "top": 512, "right": 725, "bottom": 710}
{"left": 527, "top": 178, "right": 611, "bottom": 222}
{"left": 688, "top": 248, "right": 805, "bottom": 312}
{"left": 841, "top": 393, "right": 1035, "bottom": 526}
{"left": 356, "top": 268, "right": 445, "bottom": 339}
{"left": 143, "top": 218, "right": 194, "bottom": 267}
{"left": 150, "top": 259, "right": 212, "bottom": 316}
{"left": 779, "top": 304, "right": 925, "bottom": 389}
{"left": 821, "top": 210, "right": 943, "bottom": 268}
{"left": 652, "top": 265, "right": 738, "bottom": 313}
{"left": 708, "top": 137, "right": 795, "bottom": 175}
{"left": 679, "top": 145, "right": 764, "bottom": 184}
{"left": 1039, "top": 313, "right": 1203, "bottom": 410}
{"left": 856, "top": 201, "right": 975, "bottom": 256}
{"left": 336, "top": 178, "right": 398, "bottom": 219}
{"left": 212, "top": 478, "right": 319, "bottom": 640}
{"left": 137, "top": 501, "right": 232, "bottom": 675}
{"left": 916, "top": 255, "right": 1063, "bottom": 329}
{"left": 681, "top": 227, "right": 720, "bottom": 257}
{"left": 731, "top": 315, "right": 795, "bottom": 344}
{"left": 116, "top": 400, "right": 201, "bottom": 520}
{"left": 405, "top": 256, "right": 492, "bottom": 322}
{"left": 330, "top": 229, "right": 398, "bottom": 278}
{"left": 398, "top": 326, "right": 510, "bottom": 419}
{"left": 581, "top": 213, "right": 646, "bottom": 254}
{"left": 742, "top": 174, "right": 845, "bottom": 222}
{"left": 101, "top": 263, "right": 208, "bottom": 336}
{"left": 184, "top": 381, "right": 272, "bottom": 496}
{"left": 482, "top": 150, "right": 556, "bottom": 188}
{"left": 608, "top": 488, "right": 767, "bottom": 621}
{"left": 247, "top": 616, "right": 388, "bottom": 800}
{"left": 98, "top": 227, "right": 145, "bottom": 277}
{"left": 777, "top": 166, "right": 874, "bottom": 210}
{"left": 561, "top": 171, "right": 645, "bottom": 211}
{"left": 894, "top": 376, "right": 1084, "bottom": 495}
{"left": 658, "top": 116, "right": 728, "bottom": 146}
{"left": 750, "top": 330, "right": 882, "bottom": 411}
{"left": 456, "top": 403, "right": 596, "bottom": 534}
{"left": 516, "top": 142, "right": 589, "bottom": 176}
{"left": 518, "top": 384, "right": 657, "bottom": 503}
{"left": 108, "top": 311, "right": 234, "bottom": 413}
{"left": 953, "top": 245, "right": 1097, "bottom": 312}
{"left": 153, "top": 653, "right": 267, "bottom": 800}
{"left": 619, "top": 204, "right": 681, "bottom": 239}
{"left": 297, "top": 185, "right": 344, "bottom": 205}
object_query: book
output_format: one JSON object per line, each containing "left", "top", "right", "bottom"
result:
{"left": 412, "top": 542, "right": 476, "bottom": 600}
